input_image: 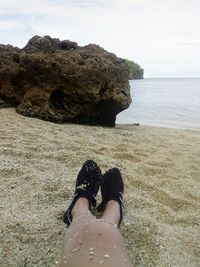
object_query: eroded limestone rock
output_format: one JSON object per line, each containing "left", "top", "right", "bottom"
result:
{"left": 0, "top": 35, "right": 131, "bottom": 126}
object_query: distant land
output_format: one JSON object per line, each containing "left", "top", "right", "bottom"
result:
{"left": 125, "top": 59, "right": 144, "bottom": 79}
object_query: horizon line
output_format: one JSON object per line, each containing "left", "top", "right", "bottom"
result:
{"left": 143, "top": 77, "right": 200, "bottom": 79}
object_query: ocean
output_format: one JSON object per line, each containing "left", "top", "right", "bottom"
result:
{"left": 116, "top": 78, "right": 200, "bottom": 129}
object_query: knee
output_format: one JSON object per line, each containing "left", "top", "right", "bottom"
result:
{"left": 83, "top": 220, "right": 123, "bottom": 244}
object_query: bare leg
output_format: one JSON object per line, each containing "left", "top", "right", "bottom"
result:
{"left": 60, "top": 198, "right": 132, "bottom": 267}
{"left": 102, "top": 200, "right": 121, "bottom": 226}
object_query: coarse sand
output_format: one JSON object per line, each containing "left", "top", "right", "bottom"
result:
{"left": 0, "top": 108, "right": 200, "bottom": 266}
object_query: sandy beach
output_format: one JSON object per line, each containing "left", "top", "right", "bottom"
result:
{"left": 0, "top": 108, "right": 200, "bottom": 267}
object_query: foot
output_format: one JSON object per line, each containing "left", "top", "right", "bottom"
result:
{"left": 64, "top": 160, "right": 102, "bottom": 226}
{"left": 97, "top": 168, "right": 124, "bottom": 226}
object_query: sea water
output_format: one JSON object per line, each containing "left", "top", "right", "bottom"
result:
{"left": 116, "top": 78, "right": 200, "bottom": 129}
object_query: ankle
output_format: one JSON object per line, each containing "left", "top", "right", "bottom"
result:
{"left": 103, "top": 200, "right": 120, "bottom": 226}
{"left": 106, "top": 200, "right": 120, "bottom": 210}
{"left": 71, "top": 197, "right": 89, "bottom": 218}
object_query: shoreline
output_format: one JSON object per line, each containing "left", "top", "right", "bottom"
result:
{"left": 117, "top": 122, "right": 200, "bottom": 131}
{"left": 1, "top": 108, "right": 200, "bottom": 266}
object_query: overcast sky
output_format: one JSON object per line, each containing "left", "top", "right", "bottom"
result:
{"left": 0, "top": 0, "right": 200, "bottom": 77}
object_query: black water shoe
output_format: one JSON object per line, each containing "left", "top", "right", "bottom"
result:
{"left": 97, "top": 168, "right": 125, "bottom": 226}
{"left": 64, "top": 160, "right": 102, "bottom": 226}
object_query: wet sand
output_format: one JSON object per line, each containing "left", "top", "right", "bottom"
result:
{"left": 0, "top": 108, "right": 200, "bottom": 266}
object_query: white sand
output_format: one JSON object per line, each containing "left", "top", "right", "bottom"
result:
{"left": 0, "top": 108, "right": 200, "bottom": 266}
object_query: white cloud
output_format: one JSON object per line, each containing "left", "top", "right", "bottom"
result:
{"left": 173, "top": 40, "right": 200, "bottom": 46}
{"left": 0, "top": 20, "right": 20, "bottom": 30}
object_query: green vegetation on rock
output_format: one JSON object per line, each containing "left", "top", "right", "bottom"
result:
{"left": 125, "top": 59, "right": 144, "bottom": 79}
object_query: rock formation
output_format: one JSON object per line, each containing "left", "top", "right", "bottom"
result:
{"left": 0, "top": 35, "right": 131, "bottom": 126}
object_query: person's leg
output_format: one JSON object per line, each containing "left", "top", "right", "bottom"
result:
{"left": 102, "top": 200, "right": 120, "bottom": 226}
{"left": 60, "top": 198, "right": 132, "bottom": 267}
